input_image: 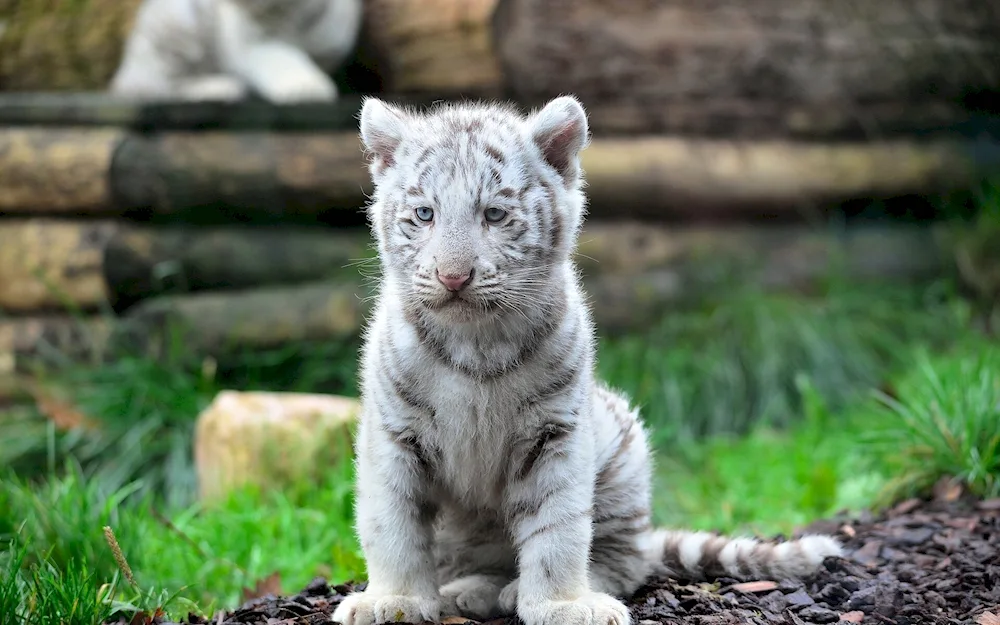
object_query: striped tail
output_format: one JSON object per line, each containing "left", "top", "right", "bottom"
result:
{"left": 652, "top": 529, "right": 844, "bottom": 581}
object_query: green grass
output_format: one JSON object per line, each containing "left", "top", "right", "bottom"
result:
{"left": 20, "top": 557, "right": 119, "bottom": 625}
{"left": 652, "top": 338, "right": 1000, "bottom": 537}
{"left": 864, "top": 340, "right": 1000, "bottom": 503}
{"left": 3, "top": 335, "right": 363, "bottom": 510}
{"left": 597, "top": 282, "right": 968, "bottom": 446}
{"left": 0, "top": 452, "right": 364, "bottom": 621}
{"left": 0, "top": 539, "right": 27, "bottom": 625}
{"left": 651, "top": 374, "right": 891, "bottom": 536}
{"left": 0, "top": 529, "right": 126, "bottom": 625}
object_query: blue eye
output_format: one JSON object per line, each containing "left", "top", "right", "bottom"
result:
{"left": 415, "top": 207, "right": 434, "bottom": 222}
{"left": 485, "top": 207, "right": 507, "bottom": 223}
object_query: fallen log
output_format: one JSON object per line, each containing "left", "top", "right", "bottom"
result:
{"left": 108, "top": 130, "right": 373, "bottom": 223}
{"left": 99, "top": 223, "right": 950, "bottom": 354}
{"left": 0, "top": 215, "right": 953, "bottom": 315}
{"left": 1, "top": 223, "right": 953, "bottom": 358}
{"left": 579, "top": 136, "right": 998, "bottom": 220}
{"left": 0, "top": 219, "right": 119, "bottom": 313}
{"left": 113, "top": 281, "right": 369, "bottom": 356}
{"left": 0, "top": 219, "right": 374, "bottom": 312}
{"left": 577, "top": 223, "right": 949, "bottom": 330}
{"left": 1, "top": 127, "right": 996, "bottom": 220}
{"left": 492, "top": 0, "right": 1000, "bottom": 139}
{"left": 103, "top": 224, "right": 374, "bottom": 311}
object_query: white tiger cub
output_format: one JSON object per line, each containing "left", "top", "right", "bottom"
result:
{"left": 109, "top": 0, "right": 361, "bottom": 103}
{"left": 333, "top": 95, "right": 843, "bottom": 625}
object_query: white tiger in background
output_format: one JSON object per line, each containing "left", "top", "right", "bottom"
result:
{"left": 109, "top": 0, "right": 361, "bottom": 103}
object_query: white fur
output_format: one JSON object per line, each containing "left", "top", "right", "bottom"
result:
{"left": 109, "top": 0, "right": 361, "bottom": 102}
{"left": 332, "top": 96, "right": 843, "bottom": 625}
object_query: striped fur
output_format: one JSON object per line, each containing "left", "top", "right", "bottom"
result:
{"left": 332, "top": 96, "right": 843, "bottom": 625}
{"left": 109, "top": 0, "right": 360, "bottom": 102}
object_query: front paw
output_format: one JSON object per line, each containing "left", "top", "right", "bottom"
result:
{"left": 518, "top": 592, "right": 630, "bottom": 625}
{"left": 331, "top": 590, "right": 442, "bottom": 625}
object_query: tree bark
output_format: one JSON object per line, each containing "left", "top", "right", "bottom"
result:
{"left": 0, "top": 219, "right": 119, "bottom": 312}
{"left": 492, "top": 0, "right": 1000, "bottom": 139}
{"left": 2, "top": 127, "right": 995, "bottom": 220}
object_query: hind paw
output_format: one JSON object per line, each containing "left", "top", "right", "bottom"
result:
{"left": 498, "top": 578, "right": 519, "bottom": 614}
{"left": 439, "top": 574, "right": 508, "bottom": 619}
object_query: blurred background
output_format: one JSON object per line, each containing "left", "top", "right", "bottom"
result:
{"left": 0, "top": 0, "right": 999, "bottom": 620}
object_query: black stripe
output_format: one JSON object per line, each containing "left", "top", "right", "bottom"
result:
{"left": 513, "top": 506, "right": 592, "bottom": 550}
{"left": 384, "top": 425, "right": 435, "bottom": 474}
{"left": 590, "top": 534, "right": 643, "bottom": 582}
{"left": 593, "top": 508, "right": 651, "bottom": 526}
{"left": 518, "top": 358, "right": 581, "bottom": 412}
{"left": 516, "top": 419, "right": 576, "bottom": 481}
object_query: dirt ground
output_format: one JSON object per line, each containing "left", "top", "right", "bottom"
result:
{"left": 157, "top": 494, "right": 999, "bottom": 625}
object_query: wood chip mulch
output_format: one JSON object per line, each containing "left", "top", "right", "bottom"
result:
{"left": 129, "top": 495, "right": 1000, "bottom": 625}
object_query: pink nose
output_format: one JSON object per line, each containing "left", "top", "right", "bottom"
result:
{"left": 437, "top": 269, "right": 474, "bottom": 292}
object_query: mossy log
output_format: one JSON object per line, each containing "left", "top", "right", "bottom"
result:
{"left": 0, "top": 219, "right": 374, "bottom": 312}
{"left": 99, "top": 223, "right": 950, "bottom": 354}
{"left": 577, "top": 223, "right": 949, "bottom": 330}
{"left": 103, "top": 224, "right": 375, "bottom": 311}
{"left": 579, "top": 136, "right": 998, "bottom": 220}
{"left": 113, "top": 281, "right": 369, "bottom": 356}
{"left": 108, "top": 131, "right": 373, "bottom": 222}
{"left": 1, "top": 127, "right": 996, "bottom": 220}
{"left": 493, "top": 0, "right": 1000, "bottom": 139}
